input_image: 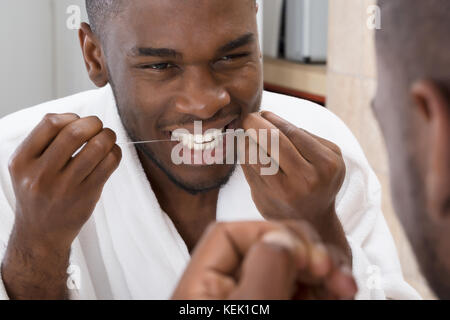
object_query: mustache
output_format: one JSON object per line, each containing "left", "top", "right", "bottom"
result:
{"left": 158, "top": 106, "right": 242, "bottom": 129}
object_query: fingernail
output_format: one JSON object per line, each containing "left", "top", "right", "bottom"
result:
{"left": 262, "top": 230, "right": 296, "bottom": 250}
{"left": 340, "top": 265, "right": 353, "bottom": 277}
{"left": 311, "top": 244, "right": 331, "bottom": 276}
{"left": 262, "top": 230, "right": 307, "bottom": 267}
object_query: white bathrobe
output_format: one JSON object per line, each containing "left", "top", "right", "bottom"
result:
{"left": 0, "top": 85, "right": 420, "bottom": 300}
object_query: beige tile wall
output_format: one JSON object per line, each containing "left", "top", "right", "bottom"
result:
{"left": 326, "top": 0, "right": 435, "bottom": 299}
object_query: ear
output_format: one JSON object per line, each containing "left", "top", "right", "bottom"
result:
{"left": 78, "top": 23, "right": 109, "bottom": 87}
{"left": 411, "top": 80, "right": 450, "bottom": 220}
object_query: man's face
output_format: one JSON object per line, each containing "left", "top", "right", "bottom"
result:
{"left": 373, "top": 67, "right": 450, "bottom": 298}
{"left": 373, "top": 76, "right": 424, "bottom": 246}
{"left": 102, "top": 0, "right": 263, "bottom": 192}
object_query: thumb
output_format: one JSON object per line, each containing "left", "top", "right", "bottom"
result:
{"left": 228, "top": 230, "right": 302, "bottom": 300}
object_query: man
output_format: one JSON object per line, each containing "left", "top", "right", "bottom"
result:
{"left": 0, "top": 0, "right": 417, "bottom": 299}
{"left": 373, "top": 0, "right": 450, "bottom": 299}
{"left": 175, "top": 0, "right": 450, "bottom": 300}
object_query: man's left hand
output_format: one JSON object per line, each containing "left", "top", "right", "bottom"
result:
{"left": 240, "top": 112, "right": 350, "bottom": 259}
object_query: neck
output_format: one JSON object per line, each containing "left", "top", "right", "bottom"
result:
{"left": 137, "top": 149, "right": 218, "bottom": 252}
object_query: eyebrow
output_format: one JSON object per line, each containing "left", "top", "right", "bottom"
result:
{"left": 129, "top": 33, "right": 255, "bottom": 59}
{"left": 129, "top": 47, "right": 182, "bottom": 59}
{"left": 218, "top": 33, "right": 255, "bottom": 54}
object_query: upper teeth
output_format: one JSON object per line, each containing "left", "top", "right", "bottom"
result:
{"left": 172, "top": 129, "right": 223, "bottom": 150}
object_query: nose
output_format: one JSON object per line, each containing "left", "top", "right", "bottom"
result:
{"left": 174, "top": 67, "right": 231, "bottom": 119}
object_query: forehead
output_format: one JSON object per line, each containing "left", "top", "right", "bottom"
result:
{"left": 114, "top": 0, "right": 256, "bottom": 54}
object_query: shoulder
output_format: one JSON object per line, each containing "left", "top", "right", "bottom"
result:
{"left": 0, "top": 86, "right": 110, "bottom": 151}
{"left": 0, "top": 86, "right": 112, "bottom": 178}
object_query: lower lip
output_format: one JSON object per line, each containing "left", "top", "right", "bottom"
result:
{"left": 178, "top": 135, "right": 229, "bottom": 166}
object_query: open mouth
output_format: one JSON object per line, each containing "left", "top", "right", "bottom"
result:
{"left": 172, "top": 129, "right": 224, "bottom": 151}
{"left": 167, "top": 116, "right": 240, "bottom": 151}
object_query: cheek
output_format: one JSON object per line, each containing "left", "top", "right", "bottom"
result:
{"left": 227, "top": 63, "right": 263, "bottom": 110}
{"left": 114, "top": 82, "right": 172, "bottom": 141}
{"left": 121, "top": 78, "right": 171, "bottom": 119}
{"left": 372, "top": 101, "right": 397, "bottom": 150}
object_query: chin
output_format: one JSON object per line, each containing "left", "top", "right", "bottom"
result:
{"left": 407, "top": 217, "right": 450, "bottom": 300}
{"left": 415, "top": 239, "right": 450, "bottom": 299}
{"left": 136, "top": 140, "right": 237, "bottom": 194}
{"left": 169, "top": 164, "right": 237, "bottom": 194}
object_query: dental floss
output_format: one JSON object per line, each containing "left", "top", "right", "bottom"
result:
{"left": 117, "top": 139, "right": 175, "bottom": 145}
{"left": 117, "top": 130, "right": 242, "bottom": 145}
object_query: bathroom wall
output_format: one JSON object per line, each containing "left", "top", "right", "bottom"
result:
{"left": 52, "top": 0, "right": 95, "bottom": 99}
{"left": 326, "top": 0, "right": 435, "bottom": 299}
{"left": 0, "top": 0, "right": 54, "bottom": 117}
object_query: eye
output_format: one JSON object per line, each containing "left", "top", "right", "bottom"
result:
{"left": 139, "top": 63, "right": 176, "bottom": 70}
{"left": 218, "top": 53, "right": 250, "bottom": 62}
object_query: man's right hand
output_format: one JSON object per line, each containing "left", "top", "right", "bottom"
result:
{"left": 1, "top": 113, "right": 122, "bottom": 299}
{"left": 173, "top": 220, "right": 357, "bottom": 300}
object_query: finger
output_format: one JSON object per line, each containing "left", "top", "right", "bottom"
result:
{"left": 306, "top": 131, "right": 343, "bottom": 156}
{"left": 13, "top": 113, "right": 80, "bottom": 160}
{"left": 241, "top": 160, "right": 268, "bottom": 188}
{"left": 188, "top": 221, "right": 283, "bottom": 274}
{"left": 64, "top": 128, "right": 117, "bottom": 184}
{"left": 285, "top": 225, "right": 355, "bottom": 299}
{"left": 172, "top": 270, "right": 237, "bottom": 300}
{"left": 240, "top": 119, "right": 282, "bottom": 169}
{"left": 325, "top": 244, "right": 352, "bottom": 268}
{"left": 173, "top": 221, "right": 319, "bottom": 300}
{"left": 283, "top": 221, "right": 334, "bottom": 282}
{"left": 292, "top": 282, "right": 326, "bottom": 300}
{"left": 325, "top": 266, "right": 357, "bottom": 300}
{"left": 242, "top": 113, "right": 311, "bottom": 173}
{"left": 174, "top": 221, "right": 296, "bottom": 299}
{"left": 293, "top": 244, "right": 356, "bottom": 300}
{"left": 237, "top": 127, "right": 261, "bottom": 171}
{"left": 239, "top": 134, "right": 280, "bottom": 187}
{"left": 228, "top": 240, "right": 298, "bottom": 300}
{"left": 41, "top": 116, "right": 104, "bottom": 171}
{"left": 260, "top": 111, "right": 338, "bottom": 165}
{"left": 82, "top": 144, "right": 122, "bottom": 189}
{"left": 323, "top": 245, "right": 357, "bottom": 299}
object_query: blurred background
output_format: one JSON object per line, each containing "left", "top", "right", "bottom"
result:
{"left": 0, "top": 0, "right": 435, "bottom": 299}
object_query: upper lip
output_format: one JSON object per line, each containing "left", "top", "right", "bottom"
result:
{"left": 162, "top": 114, "right": 239, "bottom": 135}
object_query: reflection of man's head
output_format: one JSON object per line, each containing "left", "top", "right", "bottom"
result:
{"left": 82, "top": 0, "right": 263, "bottom": 194}
{"left": 374, "top": 0, "right": 450, "bottom": 298}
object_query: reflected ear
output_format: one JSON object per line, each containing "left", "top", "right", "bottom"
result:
{"left": 78, "top": 23, "right": 109, "bottom": 88}
{"left": 411, "top": 80, "right": 450, "bottom": 220}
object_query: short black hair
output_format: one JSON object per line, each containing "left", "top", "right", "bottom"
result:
{"left": 86, "top": 0, "right": 257, "bottom": 38}
{"left": 376, "top": 0, "right": 450, "bottom": 90}
{"left": 85, "top": 0, "right": 124, "bottom": 36}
